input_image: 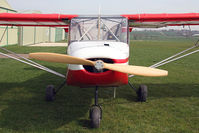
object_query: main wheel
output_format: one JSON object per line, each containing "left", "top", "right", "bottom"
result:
{"left": 90, "top": 106, "right": 101, "bottom": 128}
{"left": 46, "top": 85, "right": 55, "bottom": 101}
{"left": 137, "top": 85, "right": 148, "bottom": 102}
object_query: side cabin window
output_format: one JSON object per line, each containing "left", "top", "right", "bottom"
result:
{"left": 69, "top": 16, "right": 128, "bottom": 44}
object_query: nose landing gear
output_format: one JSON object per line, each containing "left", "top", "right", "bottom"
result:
{"left": 89, "top": 86, "right": 102, "bottom": 128}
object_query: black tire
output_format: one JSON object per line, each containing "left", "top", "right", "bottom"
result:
{"left": 90, "top": 106, "right": 101, "bottom": 128}
{"left": 137, "top": 85, "right": 148, "bottom": 102}
{"left": 46, "top": 85, "right": 55, "bottom": 101}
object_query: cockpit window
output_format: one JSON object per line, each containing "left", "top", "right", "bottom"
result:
{"left": 69, "top": 16, "right": 128, "bottom": 43}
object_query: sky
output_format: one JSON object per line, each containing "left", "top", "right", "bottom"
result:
{"left": 5, "top": 0, "right": 199, "bottom": 30}
{"left": 6, "top": 0, "right": 199, "bottom": 15}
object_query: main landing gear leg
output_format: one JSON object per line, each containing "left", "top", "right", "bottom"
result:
{"left": 45, "top": 80, "right": 66, "bottom": 101}
{"left": 128, "top": 81, "right": 148, "bottom": 102}
{"left": 89, "top": 86, "right": 102, "bottom": 128}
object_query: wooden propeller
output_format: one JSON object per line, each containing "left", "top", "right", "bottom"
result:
{"left": 29, "top": 53, "right": 94, "bottom": 65}
{"left": 103, "top": 63, "right": 167, "bottom": 77}
{"left": 29, "top": 52, "right": 168, "bottom": 77}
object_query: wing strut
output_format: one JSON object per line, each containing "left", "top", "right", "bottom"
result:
{"left": 0, "top": 51, "right": 65, "bottom": 78}
{"left": 129, "top": 39, "right": 199, "bottom": 77}
{"left": 0, "top": 27, "right": 65, "bottom": 78}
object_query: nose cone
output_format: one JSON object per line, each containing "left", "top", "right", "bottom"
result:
{"left": 94, "top": 60, "right": 104, "bottom": 70}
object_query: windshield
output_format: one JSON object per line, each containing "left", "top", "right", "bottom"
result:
{"left": 69, "top": 16, "right": 128, "bottom": 43}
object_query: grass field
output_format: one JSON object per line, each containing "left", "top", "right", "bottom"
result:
{"left": 0, "top": 40, "right": 198, "bottom": 133}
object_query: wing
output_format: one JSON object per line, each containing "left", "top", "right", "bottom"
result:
{"left": 0, "top": 13, "right": 78, "bottom": 27}
{"left": 121, "top": 13, "right": 199, "bottom": 28}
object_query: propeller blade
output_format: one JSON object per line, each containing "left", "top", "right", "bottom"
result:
{"left": 29, "top": 53, "right": 168, "bottom": 77}
{"left": 103, "top": 63, "right": 168, "bottom": 77}
{"left": 29, "top": 52, "right": 95, "bottom": 66}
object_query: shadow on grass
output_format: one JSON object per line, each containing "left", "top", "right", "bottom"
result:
{"left": 0, "top": 67, "right": 94, "bottom": 132}
{"left": 0, "top": 67, "right": 198, "bottom": 132}
{"left": 98, "top": 83, "right": 199, "bottom": 105}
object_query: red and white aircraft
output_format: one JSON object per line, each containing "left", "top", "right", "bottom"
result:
{"left": 0, "top": 13, "right": 199, "bottom": 128}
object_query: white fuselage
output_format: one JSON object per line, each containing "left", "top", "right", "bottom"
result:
{"left": 67, "top": 41, "right": 129, "bottom": 70}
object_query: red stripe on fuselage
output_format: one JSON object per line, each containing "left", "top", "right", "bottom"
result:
{"left": 112, "top": 58, "right": 128, "bottom": 63}
{"left": 66, "top": 69, "right": 128, "bottom": 87}
{"left": 66, "top": 58, "right": 129, "bottom": 87}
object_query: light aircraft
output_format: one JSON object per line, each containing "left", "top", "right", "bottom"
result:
{"left": 0, "top": 12, "right": 199, "bottom": 128}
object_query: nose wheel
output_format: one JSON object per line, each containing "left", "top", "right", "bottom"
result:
{"left": 89, "top": 105, "right": 102, "bottom": 128}
{"left": 89, "top": 86, "right": 102, "bottom": 128}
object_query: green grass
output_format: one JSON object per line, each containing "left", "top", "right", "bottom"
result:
{"left": 130, "top": 30, "right": 199, "bottom": 41}
{"left": 0, "top": 40, "right": 199, "bottom": 133}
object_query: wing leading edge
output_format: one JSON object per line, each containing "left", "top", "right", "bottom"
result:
{"left": 1, "top": 13, "right": 199, "bottom": 28}
{"left": 122, "top": 13, "right": 199, "bottom": 28}
{"left": 0, "top": 13, "right": 78, "bottom": 27}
